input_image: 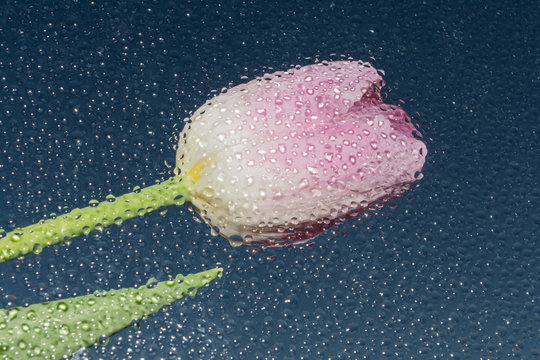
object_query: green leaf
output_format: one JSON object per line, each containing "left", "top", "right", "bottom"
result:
{"left": 0, "top": 267, "right": 222, "bottom": 359}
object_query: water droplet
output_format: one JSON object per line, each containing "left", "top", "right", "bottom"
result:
{"left": 298, "top": 178, "right": 309, "bottom": 189}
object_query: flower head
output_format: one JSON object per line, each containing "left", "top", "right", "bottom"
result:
{"left": 176, "top": 61, "right": 426, "bottom": 246}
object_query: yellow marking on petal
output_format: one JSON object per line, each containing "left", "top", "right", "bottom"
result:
{"left": 185, "top": 156, "right": 213, "bottom": 185}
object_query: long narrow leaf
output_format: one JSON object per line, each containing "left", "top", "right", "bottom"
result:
{"left": 0, "top": 267, "right": 222, "bottom": 359}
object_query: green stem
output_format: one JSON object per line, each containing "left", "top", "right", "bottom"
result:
{"left": 0, "top": 267, "right": 222, "bottom": 359}
{"left": 0, "top": 176, "right": 191, "bottom": 264}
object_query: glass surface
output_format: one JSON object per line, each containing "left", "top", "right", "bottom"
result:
{"left": 0, "top": 1, "right": 538, "bottom": 359}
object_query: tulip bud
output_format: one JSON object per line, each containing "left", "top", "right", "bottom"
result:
{"left": 176, "top": 60, "right": 427, "bottom": 246}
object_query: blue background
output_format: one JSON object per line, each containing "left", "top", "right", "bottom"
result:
{"left": 1, "top": 1, "right": 538, "bottom": 358}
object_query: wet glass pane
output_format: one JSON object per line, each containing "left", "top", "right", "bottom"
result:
{"left": 0, "top": 1, "right": 538, "bottom": 359}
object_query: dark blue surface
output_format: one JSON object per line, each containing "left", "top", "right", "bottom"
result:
{"left": 1, "top": 1, "right": 539, "bottom": 359}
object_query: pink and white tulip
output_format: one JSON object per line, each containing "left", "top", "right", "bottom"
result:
{"left": 176, "top": 60, "right": 427, "bottom": 245}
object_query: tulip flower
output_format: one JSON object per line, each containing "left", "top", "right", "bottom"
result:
{"left": 0, "top": 267, "right": 222, "bottom": 359}
{"left": 0, "top": 60, "right": 426, "bottom": 262}
{"left": 177, "top": 60, "right": 427, "bottom": 245}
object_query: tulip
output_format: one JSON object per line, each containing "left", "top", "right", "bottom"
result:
{"left": 175, "top": 60, "right": 426, "bottom": 245}
{"left": 0, "top": 60, "right": 426, "bottom": 262}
